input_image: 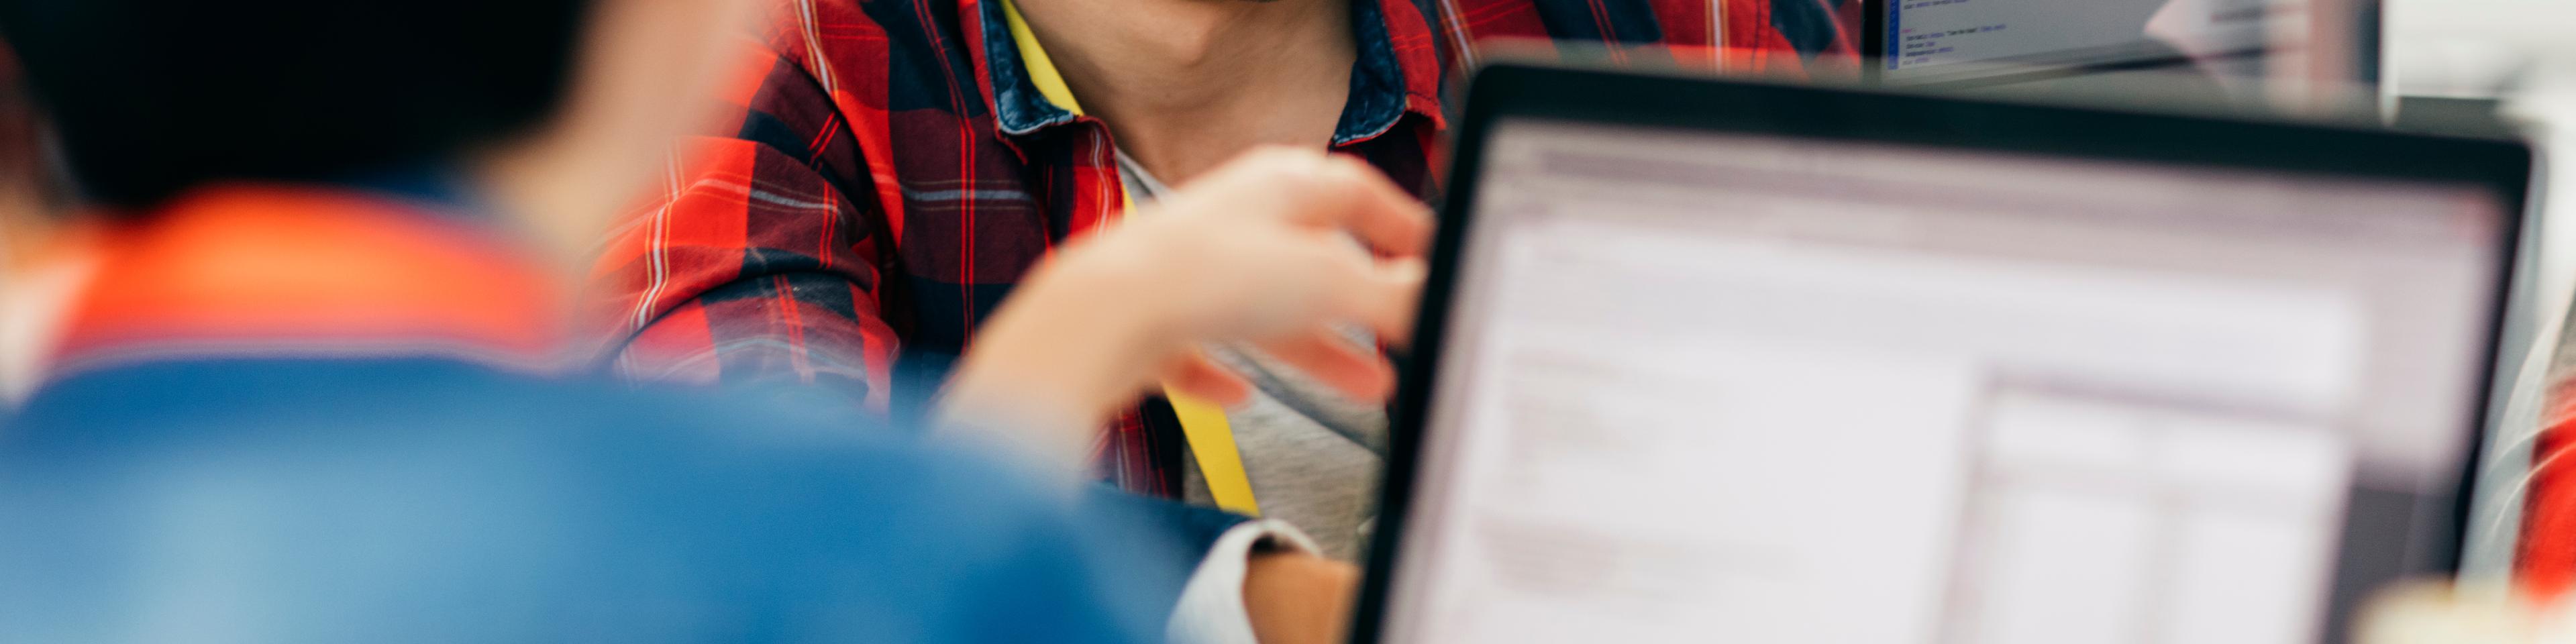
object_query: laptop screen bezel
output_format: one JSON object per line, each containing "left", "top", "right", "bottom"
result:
{"left": 1349, "top": 62, "right": 2532, "bottom": 644}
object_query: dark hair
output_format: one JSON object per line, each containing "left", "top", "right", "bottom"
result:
{"left": 0, "top": 44, "right": 56, "bottom": 208}
{"left": 0, "top": 0, "right": 592, "bottom": 209}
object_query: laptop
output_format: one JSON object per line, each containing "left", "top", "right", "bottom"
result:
{"left": 1351, "top": 64, "right": 2532, "bottom": 644}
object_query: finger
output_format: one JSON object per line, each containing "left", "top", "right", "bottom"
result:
{"left": 1255, "top": 328, "right": 1396, "bottom": 402}
{"left": 1162, "top": 352, "right": 1255, "bottom": 408}
{"left": 1325, "top": 255, "right": 1427, "bottom": 347}
{"left": 1185, "top": 148, "right": 1432, "bottom": 257}
{"left": 1292, "top": 155, "right": 1434, "bottom": 257}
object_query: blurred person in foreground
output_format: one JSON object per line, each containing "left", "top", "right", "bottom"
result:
{"left": 586, "top": 0, "right": 1859, "bottom": 559}
{"left": 0, "top": 0, "right": 1428, "bottom": 641}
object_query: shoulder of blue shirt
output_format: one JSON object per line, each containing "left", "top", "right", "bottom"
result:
{"left": 0, "top": 356, "right": 1255, "bottom": 643}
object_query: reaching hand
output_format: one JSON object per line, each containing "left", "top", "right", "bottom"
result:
{"left": 937, "top": 146, "right": 1431, "bottom": 471}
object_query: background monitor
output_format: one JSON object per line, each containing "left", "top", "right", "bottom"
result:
{"left": 1863, "top": 0, "right": 2382, "bottom": 117}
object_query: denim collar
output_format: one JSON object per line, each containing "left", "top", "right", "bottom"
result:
{"left": 974, "top": 0, "right": 1427, "bottom": 146}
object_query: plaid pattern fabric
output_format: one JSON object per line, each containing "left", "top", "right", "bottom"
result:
{"left": 586, "top": 0, "right": 1855, "bottom": 498}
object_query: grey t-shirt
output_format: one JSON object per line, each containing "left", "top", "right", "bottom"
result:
{"left": 1117, "top": 152, "right": 1386, "bottom": 560}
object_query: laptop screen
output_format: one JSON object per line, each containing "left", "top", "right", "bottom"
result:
{"left": 1377, "top": 119, "right": 2510, "bottom": 643}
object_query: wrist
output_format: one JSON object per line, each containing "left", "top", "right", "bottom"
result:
{"left": 1243, "top": 552, "right": 1361, "bottom": 644}
{"left": 1019, "top": 244, "right": 1185, "bottom": 384}
{"left": 1039, "top": 226, "right": 1216, "bottom": 366}
{"left": 934, "top": 248, "right": 1180, "bottom": 455}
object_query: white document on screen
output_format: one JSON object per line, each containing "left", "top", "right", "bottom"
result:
{"left": 1396, "top": 216, "right": 2363, "bottom": 644}
{"left": 1416, "top": 329, "right": 1986, "bottom": 643}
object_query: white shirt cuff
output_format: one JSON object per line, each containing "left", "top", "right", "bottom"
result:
{"left": 1166, "top": 519, "right": 1323, "bottom": 644}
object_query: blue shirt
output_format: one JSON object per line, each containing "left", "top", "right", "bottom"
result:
{"left": 1, "top": 356, "right": 1227, "bottom": 643}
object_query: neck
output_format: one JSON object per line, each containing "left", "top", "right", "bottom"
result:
{"left": 1013, "top": 0, "right": 1357, "bottom": 184}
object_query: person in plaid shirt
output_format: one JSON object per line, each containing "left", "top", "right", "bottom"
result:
{"left": 589, "top": 0, "right": 1856, "bottom": 558}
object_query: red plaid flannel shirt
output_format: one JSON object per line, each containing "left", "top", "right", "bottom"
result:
{"left": 586, "top": 0, "right": 1857, "bottom": 498}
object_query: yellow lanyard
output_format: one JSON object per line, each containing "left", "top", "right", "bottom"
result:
{"left": 1002, "top": 0, "right": 1259, "bottom": 516}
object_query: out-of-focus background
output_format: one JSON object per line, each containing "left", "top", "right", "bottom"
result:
{"left": 2388, "top": 0, "right": 2575, "bottom": 101}
{"left": 2389, "top": 0, "right": 2576, "bottom": 585}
